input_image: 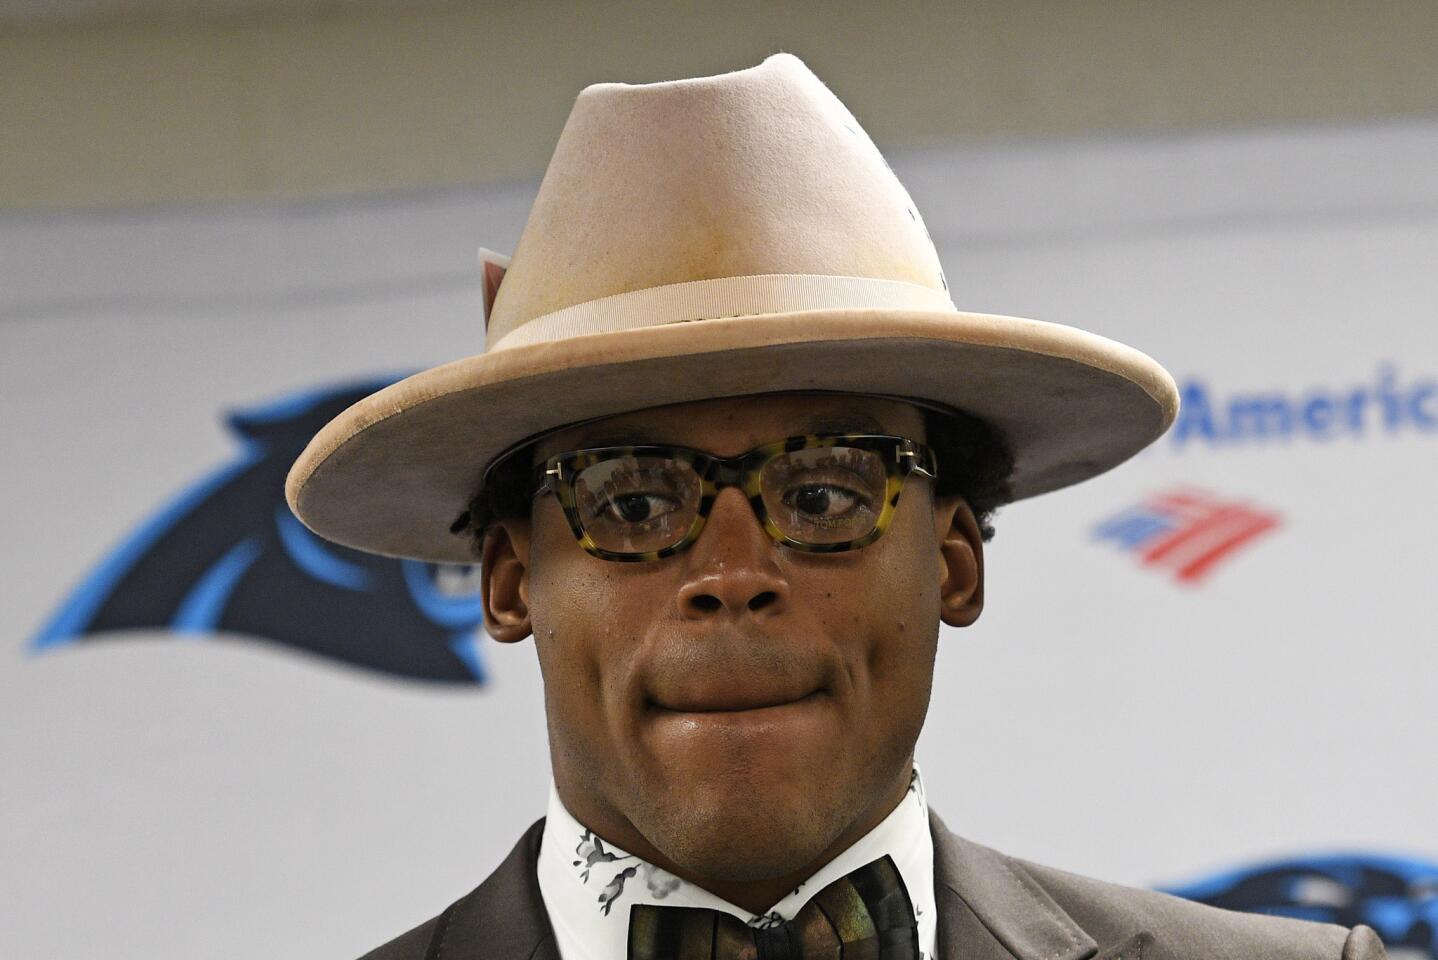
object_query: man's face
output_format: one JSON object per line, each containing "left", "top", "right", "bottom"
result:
{"left": 481, "top": 392, "right": 983, "bottom": 889}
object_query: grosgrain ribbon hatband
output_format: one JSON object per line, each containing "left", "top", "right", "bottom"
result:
{"left": 488, "top": 274, "right": 958, "bottom": 352}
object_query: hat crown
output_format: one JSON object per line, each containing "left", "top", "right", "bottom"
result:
{"left": 485, "top": 53, "right": 950, "bottom": 349}
{"left": 286, "top": 52, "right": 1178, "bottom": 563}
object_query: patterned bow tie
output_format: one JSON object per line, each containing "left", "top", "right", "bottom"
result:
{"left": 626, "top": 854, "right": 919, "bottom": 960}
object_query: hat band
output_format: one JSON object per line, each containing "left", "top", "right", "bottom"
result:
{"left": 488, "top": 273, "right": 957, "bottom": 352}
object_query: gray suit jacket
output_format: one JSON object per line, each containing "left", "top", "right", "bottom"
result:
{"left": 359, "top": 810, "right": 1386, "bottom": 960}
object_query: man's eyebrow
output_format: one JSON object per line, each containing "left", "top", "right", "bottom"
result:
{"left": 568, "top": 414, "right": 887, "bottom": 449}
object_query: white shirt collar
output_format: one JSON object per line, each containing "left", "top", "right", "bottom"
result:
{"left": 537, "top": 764, "right": 937, "bottom": 960}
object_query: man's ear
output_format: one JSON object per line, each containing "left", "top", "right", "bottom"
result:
{"left": 480, "top": 517, "right": 534, "bottom": 643}
{"left": 934, "top": 493, "right": 984, "bottom": 628}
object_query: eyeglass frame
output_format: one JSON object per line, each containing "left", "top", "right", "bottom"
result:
{"left": 527, "top": 433, "right": 939, "bottom": 563}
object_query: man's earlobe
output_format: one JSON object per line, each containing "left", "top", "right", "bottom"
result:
{"left": 480, "top": 519, "right": 534, "bottom": 643}
{"left": 935, "top": 494, "right": 984, "bottom": 628}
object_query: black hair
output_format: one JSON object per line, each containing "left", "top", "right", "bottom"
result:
{"left": 918, "top": 405, "right": 1013, "bottom": 542}
{"left": 454, "top": 405, "right": 1013, "bottom": 560}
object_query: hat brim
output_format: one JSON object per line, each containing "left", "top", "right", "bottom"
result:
{"left": 285, "top": 309, "right": 1178, "bottom": 563}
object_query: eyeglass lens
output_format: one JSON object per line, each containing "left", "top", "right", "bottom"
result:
{"left": 570, "top": 445, "right": 890, "bottom": 554}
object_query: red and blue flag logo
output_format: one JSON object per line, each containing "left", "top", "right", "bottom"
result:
{"left": 1092, "top": 487, "right": 1282, "bottom": 585}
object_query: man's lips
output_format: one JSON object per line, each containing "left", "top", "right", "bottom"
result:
{"left": 637, "top": 636, "right": 836, "bottom": 723}
{"left": 640, "top": 686, "right": 833, "bottom": 745}
{"left": 647, "top": 688, "right": 825, "bottom": 714}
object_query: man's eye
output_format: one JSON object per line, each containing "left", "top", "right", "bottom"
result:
{"left": 782, "top": 482, "right": 867, "bottom": 519}
{"left": 600, "top": 492, "right": 680, "bottom": 524}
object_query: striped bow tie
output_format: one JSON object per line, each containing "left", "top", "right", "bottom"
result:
{"left": 626, "top": 854, "right": 920, "bottom": 960}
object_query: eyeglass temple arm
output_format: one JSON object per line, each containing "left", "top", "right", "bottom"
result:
{"left": 897, "top": 438, "right": 938, "bottom": 479}
{"left": 530, "top": 462, "right": 562, "bottom": 499}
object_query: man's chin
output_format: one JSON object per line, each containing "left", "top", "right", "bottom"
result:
{"left": 629, "top": 774, "right": 852, "bottom": 884}
{"left": 650, "top": 817, "right": 841, "bottom": 886}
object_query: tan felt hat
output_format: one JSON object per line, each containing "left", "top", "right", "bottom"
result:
{"left": 285, "top": 52, "right": 1179, "bottom": 564}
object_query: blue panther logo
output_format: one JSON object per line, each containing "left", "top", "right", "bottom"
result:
{"left": 1165, "top": 855, "right": 1438, "bottom": 958}
{"left": 31, "top": 375, "right": 488, "bottom": 684}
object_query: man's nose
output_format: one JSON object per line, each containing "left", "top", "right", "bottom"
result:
{"left": 675, "top": 485, "right": 791, "bottom": 619}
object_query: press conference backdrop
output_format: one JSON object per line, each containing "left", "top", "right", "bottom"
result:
{"left": 3, "top": 118, "right": 1436, "bottom": 959}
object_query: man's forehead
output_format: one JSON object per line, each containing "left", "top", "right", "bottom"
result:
{"left": 531, "top": 394, "right": 926, "bottom": 459}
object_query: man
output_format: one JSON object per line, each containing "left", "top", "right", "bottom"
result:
{"left": 285, "top": 53, "right": 1386, "bottom": 960}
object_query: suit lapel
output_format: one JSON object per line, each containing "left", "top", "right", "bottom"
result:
{"left": 424, "top": 817, "right": 560, "bottom": 960}
{"left": 930, "top": 810, "right": 1098, "bottom": 960}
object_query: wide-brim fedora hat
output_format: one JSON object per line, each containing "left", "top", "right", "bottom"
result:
{"left": 285, "top": 52, "right": 1179, "bottom": 564}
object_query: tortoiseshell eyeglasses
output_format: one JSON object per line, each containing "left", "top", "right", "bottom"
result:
{"left": 529, "top": 433, "right": 938, "bottom": 562}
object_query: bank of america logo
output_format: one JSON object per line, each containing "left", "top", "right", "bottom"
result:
{"left": 1092, "top": 487, "right": 1282, "bottom": 585}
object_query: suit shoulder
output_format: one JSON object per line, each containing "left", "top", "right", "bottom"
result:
{"left": 1005, "top": 851, "right": 1386, "bottom": 959}
{"left": 351, "top": 817, "right": 551, "bottom": 959}
{"left": 355, "top": 912, "right": 443, "bottom": 960}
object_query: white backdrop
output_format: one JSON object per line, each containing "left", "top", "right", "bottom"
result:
{"left": 3, "top": 118, "right": 1436, "bottom": 959}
